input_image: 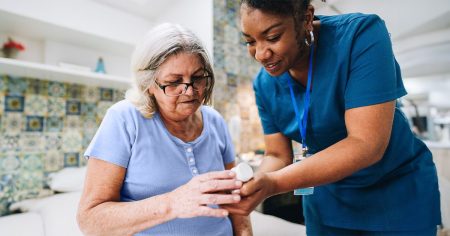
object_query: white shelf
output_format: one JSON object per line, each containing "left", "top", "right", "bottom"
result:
{"left": 0, "top": 57, "right": 130, "bottom": 90}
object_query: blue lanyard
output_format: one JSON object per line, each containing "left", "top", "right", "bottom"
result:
{"left": 286, "top": 43, "right": 314, "bottom": 149}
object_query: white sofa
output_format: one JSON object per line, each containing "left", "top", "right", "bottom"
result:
{"left": 0, "top": 191, "right": 305, "bottom": 236}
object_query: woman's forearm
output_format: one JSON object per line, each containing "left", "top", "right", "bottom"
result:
{"left": 78, "top": 193, "right": 174, "bottom": 236}
{"left": 230, "top": 214, "right": 253, "bottom": 236}
{"left": 271, "top": 135, "right": 385, "bottom": 194}
{"left": 256, "top": 155, "right": 290, "bottom": 174}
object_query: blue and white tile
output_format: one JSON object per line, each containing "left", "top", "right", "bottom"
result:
{"left": 100, "top": 88, "right": 114, "bottom": 101}
{"left": 0, "top": 134, "right": 20, "bottom": 153}
{"left": 0, "top": 154, "right": 20, "bottom": 173}
{"left": 27, "top": 79, "right": 48, "bottom": 96}
{"left": 66, "top": 84, "right": 82, "bottom": 99}
{"left": 25, "top": 116, "right": 44, "bottom": 132}
{"left": 81, "top": 102, "right": 97, "bottom": 117}
{"left": 62, "top": 131, "right": 82, "bottom": 152}
{"left": 6, "top": 76, "right": 28, "bottom": 95}
{"left": 47, "top": 97, "right": 65, "bottom": 117}
{"left": 96, "top": 101, "right": 113, "bottom": 120}
{"left": 82, "top": 87, "right": 100, "bottom": 103}
{"left": 44, "top": 133, "right": 62, "bottom": 151}
{"left": 0, "top": 92, "right": 4, "bottom": 115}
{"left": 66, "top": 100, "right": 81, "bottom": 115}
{"left": 43, "top": 150, "right": 63, "bottom": 172}
{"left": 48, "top": 81, "right": 66, "bottom": 97}
{"left": 4, "top": 95, "right": 24, "bottom": 112}
{"left": 1, "top": 113, "right": 22, "bottom": 134}
{"left": 21, "top": 154, "right": 43, "bottom": 171}
{"left": 64, "top": 115, "right": 81, "bottom": 130}
{"left": 64, "top": 152, "right": 80, "bottom": 167}
{"left": 45, "top": 116, "right": 64, "bottom": 132}
{"left": 24, "top": 94, "right": 48, "bottom": 116}
{"left": 19, "top": 133, "right": 45, "bottom": 153}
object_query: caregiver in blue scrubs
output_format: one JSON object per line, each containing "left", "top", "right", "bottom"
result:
{"left": 224, "top": 0, "right": 442, "bottom": 235}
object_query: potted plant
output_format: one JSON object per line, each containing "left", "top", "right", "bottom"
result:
{"left": 1, "top": 37, "right": 25, "bottom": 59}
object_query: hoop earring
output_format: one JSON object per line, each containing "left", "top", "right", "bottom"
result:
{"left": 304, "top": 30, "right": 315, "bottom": 46}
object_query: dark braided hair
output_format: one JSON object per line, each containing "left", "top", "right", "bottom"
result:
{"left": 239, "top": 0, "right": 310, "bottom": 21}
{"left": 240, "top": 0, "right": 312, "bottom": 51}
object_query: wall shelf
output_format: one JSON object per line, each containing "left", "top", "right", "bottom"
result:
{"left": 0, "top": 57, "right": 130, "bottom": 90}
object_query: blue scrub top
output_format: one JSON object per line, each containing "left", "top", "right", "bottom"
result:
{"left": 253, "top": 13, "right": 441, "bottom": 231}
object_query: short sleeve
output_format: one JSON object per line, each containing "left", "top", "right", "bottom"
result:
{"left": 253, "top": 71, "right": 279, "bottom": 134}
{"left": 219, "top": 116, "right": 235, "bottom": 165}
{"left": 344, "top": 15, "right": 407, "bottom": 109}
{"left": 84, "top": 108, "right": 134, "bottom": 168}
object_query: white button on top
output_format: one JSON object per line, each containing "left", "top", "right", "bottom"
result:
{"left": 192, "top": 169, "right": 198, "bottom": 174}
{"left": 186, "top": 147, "right": 193, "bottom": 152}
{"left": 189, "top": 158, "right": 195, "bottom": 163}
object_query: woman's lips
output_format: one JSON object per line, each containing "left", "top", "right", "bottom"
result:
{"left": 264, "top": 61, "right": 280, "bottom": 73}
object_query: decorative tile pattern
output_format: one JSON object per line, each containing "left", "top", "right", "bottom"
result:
{"left": 25, "top": 116, "right": 44, "bottom": 132}
{"left": 66, "top": 100, "right": 81, "bottom": 115}
{"left": 213, "top": 0, "right": 265, "bottom": 153}
{"left": 64, "top": 152, "right": 79, "bottom": 167}
{"left": 19, "top": 133, "right": 45, "bottom": 153}
{"left": 1, "top": 113, "right": 22, "bottom": 134}
{"left": 25, "top": 95, "right": 48, "bottom": 116}
{"left": 0, "top": 134, "right": 20, "bottom": 153}
{"left": 48, "top": 97, "right": 66, "bottom": 117}
{"left": 100, "top": 88, "right": 113, "bottom": 101}
{"left": 0, "top": 92, "right": 4, "bottom": 115}
{"left": 6, "top": 76, "right": 28, "bottom": 95}
{"left": 48, "top": 81, "right": 66, "bottom": 97}
{"left": 5, "top": 95, "right": 24, "bottom": 112}
{"left": 0, "top": 75, "right": 125, "bottom": 215}
{"left": 45, "top": 116, "right": 64, "bottom": 132}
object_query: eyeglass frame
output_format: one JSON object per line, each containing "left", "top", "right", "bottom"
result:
{"left": 154, "top": 75, "right": 211, "bottom": 97}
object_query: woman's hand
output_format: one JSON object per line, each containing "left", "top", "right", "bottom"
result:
{"left": 221, "top": 172, "right": 278, "bottom": 215}
{"left": 167, "top": 170, "right": 242, "bottom": 218}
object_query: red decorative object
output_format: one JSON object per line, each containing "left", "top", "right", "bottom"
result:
{"left": 2, "top": 37, "right": 25, "bottom": 59}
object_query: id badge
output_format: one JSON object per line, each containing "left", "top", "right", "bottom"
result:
{"left": 293, "top": 148, "right": 314, "bottom": 195}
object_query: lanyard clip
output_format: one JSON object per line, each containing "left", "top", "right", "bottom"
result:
{"left": 301, "top": 147, "right": 308, "bottom": 158}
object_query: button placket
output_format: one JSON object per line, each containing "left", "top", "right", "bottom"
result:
{"left": 185, "top": 145, "right": 198, "bottom": 176}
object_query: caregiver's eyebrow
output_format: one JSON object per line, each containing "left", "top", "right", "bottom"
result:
{"left": 242, "top": 22, "right": 284, "bottom": 37}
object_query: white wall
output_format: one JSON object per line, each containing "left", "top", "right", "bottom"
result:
{"left": 0, "top": 0, "right": 152, "bottom": 46}
{"left": 155, "top": 0, "right": 214, "bottom": 59}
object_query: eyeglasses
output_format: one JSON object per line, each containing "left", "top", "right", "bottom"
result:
{"left": 155, "top": 75, "right": 210, "bottom": 97}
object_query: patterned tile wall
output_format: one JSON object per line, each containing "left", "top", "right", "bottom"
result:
{"left": 213, "top": 0, "right": 265, "bottom": 153}
{"left": 0, "top": 75, "right": 124, "bottom": 215}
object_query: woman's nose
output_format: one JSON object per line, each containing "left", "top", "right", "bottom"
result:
{"left": 254, "top": 44, "right": 272, "bottom": 62}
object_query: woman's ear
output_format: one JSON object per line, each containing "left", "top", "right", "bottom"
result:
{"left": 304, "top": 5, "right": 315, "bottom": 31}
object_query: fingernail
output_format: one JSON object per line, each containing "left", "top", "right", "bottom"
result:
{"left": 232, "top": 189, "right": 240, "bottom": 194}
{"left": 228, "top": 171, "right": 235, "bottom": 176}
{"left": 235, "top": 181, "right": 242, "bottom": 187}
{"left": 233, "top": 195, "right": 241, "bottom": 201}
{"left": 223, "top": 211, "right": 229, "bottom": 216}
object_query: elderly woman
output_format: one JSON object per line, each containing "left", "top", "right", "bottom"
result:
{"left": 77, "top": 23, "right": 252, "bottom": 236}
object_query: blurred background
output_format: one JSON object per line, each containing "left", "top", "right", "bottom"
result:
{"left": 0, "top": 0, "right": 449, "bottom": 234}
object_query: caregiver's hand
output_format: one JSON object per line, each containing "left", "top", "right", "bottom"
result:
{"left": 221, "top": 172, "right": 277, "bottom": 216}
{"left": 168, "top": 170, "right": 242, "bottom": 218}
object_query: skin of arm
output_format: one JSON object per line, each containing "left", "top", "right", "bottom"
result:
{"left": 225, "top": 162, "right": 253, "bottom": 236}
{"left": 77, "top": 158, "right": 241, "bottom": 236}
{"left": 224, "top": 100, "right": 395, "bottom": 215}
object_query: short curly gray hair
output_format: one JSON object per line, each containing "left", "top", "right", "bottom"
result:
{"left": 125, "top": 23, "right": 215, "bottom": 118}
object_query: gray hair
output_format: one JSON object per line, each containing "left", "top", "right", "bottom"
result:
{"left": 125, "top": 23, "right": 215, "bottom": 118}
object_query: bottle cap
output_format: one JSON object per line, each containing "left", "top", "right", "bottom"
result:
{"left": 231, "top": 162, "right": 254, "bottom": 182}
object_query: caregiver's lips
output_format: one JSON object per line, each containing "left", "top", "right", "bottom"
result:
{"left": 264, "top": 61, "right": 281, "bottom": 73}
